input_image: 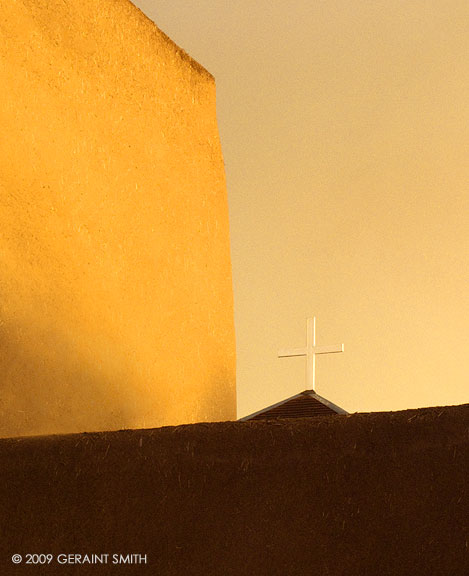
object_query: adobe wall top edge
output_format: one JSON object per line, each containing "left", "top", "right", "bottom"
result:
{"left": 128, "top": 0, "right": 215, "bottom": 81}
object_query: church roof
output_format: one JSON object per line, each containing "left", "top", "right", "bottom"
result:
{"left": 239, "top": 390, "right": 347, "bottom": 421}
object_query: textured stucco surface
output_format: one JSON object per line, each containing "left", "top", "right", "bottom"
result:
{"left": 0, "top": 0, "right": 235, "bottom": 437}
{"left": 0, "top": 405, "right": 467, "bottom": 575}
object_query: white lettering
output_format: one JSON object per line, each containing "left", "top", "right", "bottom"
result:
{"left": 112, "top": 554, "right": 147, "bottom": 565}
{"left": 56, "top": 554, "right": 110, "bottom": 565}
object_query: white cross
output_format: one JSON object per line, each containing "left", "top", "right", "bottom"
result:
{"left": 278, "top": 317, "right": 344, "bottom": 391}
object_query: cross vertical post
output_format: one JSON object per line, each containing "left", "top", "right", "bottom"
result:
{"left": 306, "top": 317, "right": 315, "bottom": 391}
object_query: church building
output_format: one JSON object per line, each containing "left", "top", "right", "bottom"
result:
{"left": 0, "top": 0, "right": 236, "bottom": 437}
{"left": 241, "top": 317, "right": 347, "bottom": 421}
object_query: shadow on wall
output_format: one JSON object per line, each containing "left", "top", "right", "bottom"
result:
{"left": 0, "top": 405, "right": 466, "bottom": 575}
{"left": 193, "top": 364, "right": 235, "bottom": 423}
{"left": 0, "top": 316, "right": 145, "bottom": 438}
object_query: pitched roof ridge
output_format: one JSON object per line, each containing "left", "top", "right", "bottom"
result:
{"left": 239, "top": 390, "right": 347, "bottom": 421}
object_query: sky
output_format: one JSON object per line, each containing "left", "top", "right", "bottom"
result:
{"left": 133, "top": 0, "right": 469, "bottom": 418}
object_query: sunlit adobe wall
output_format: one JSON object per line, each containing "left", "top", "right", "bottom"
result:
{"left": 0, "top": 0, "right": 236, "bottom": 437}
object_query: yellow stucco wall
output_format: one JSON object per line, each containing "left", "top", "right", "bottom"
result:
{"left": 0, "top": 0, "right": 236, "bottom": 437}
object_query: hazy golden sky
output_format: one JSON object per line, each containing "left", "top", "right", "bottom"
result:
{"left": 134, "top": 0, "right": 469, "bottom": 417}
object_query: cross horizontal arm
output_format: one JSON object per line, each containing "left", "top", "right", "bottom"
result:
{"left": 278, "top": 348, "right": 307, "bottom": 358}
{"left": 314, "top": 344, "right": 344, "bottom": 354}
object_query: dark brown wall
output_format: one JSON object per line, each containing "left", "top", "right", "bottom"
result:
{"left": 0, "top": 404, "right": 468, "bottom": 575}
